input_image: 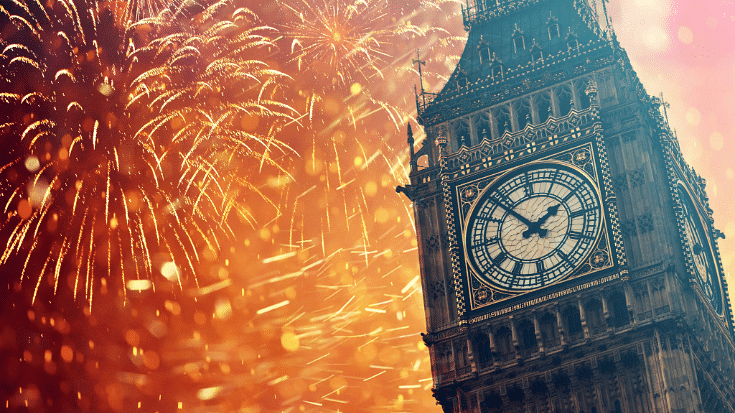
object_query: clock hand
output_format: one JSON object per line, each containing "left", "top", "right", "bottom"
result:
{"left": 489, "top": 196, "right": 533, "bottom": 228}
{"left": 692, "top": 243, "right": 703, "bottom": 255}
{"left": 535, "top": 204, "right": 560, "bottom": 227}
{"left": 523, "top": 204, "right": 560, "bottom": 238}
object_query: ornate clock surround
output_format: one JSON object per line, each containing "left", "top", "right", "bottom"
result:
{"left": 438, "top": 106, "right": 628, "bottom": 320}
{"left": 673, "top": 179, "right": 726, "bottom": 316}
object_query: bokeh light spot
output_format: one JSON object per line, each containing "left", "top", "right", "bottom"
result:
{"left": 323, "top": 98, "right": 340, "bottom": 115}
{"left": 25, "top": 156, "right": 40, "bottom": 172}
{"left": 143, "top": 351, "right": 160, "bottom": 369}
{"left": 364, "top": 181, "right": 378, "bottom": 196}
{"left": 350, "top": 83, "right": 363, "bottom": 95}
{"left": 215, "top": 298, "right": 233, "bottom": 320}
{"left": 126, "top": 279, "right": 151, "bottom": 291}
{"left": 193, "top": 312, "right": 207, "bottom": 325}
{"left": 125, "top": 329, "right": 140, "bottom": 347}
{"left": 375, "top": 208, "right": 390, "bottom": 223}
{"left": 197, "top": 387, "right": 222, "bottom": 401}
{"left": 678, "top": 26, "right": 693, "bottom": 44}
{"left": 97, "top": 83, "right": 112, "bottom": 96}
{"left": 281, "top": 331, "right": 299, "bottom": 352}
{"left": 17, "top": 199, "right": 32, "bottom": 219}
{"left": 240, "top": 113, "right": 259, "bottom": 131}
{"left": 60, "top": 346, "right": 74, "bottom": 363}
{"left": 709, "top": 132, "right": 724, "bottom": 151}
{"left": 161, "top": 262, "right": 180, "bottom": 282}
{"left": 685, "top": 107, "right": 701, "bottom": 126}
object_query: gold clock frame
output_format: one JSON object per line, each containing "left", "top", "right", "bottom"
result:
{"left": 461, "top": 159, "right": 605, "bottom": 294}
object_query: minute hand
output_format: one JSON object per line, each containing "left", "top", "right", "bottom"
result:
{"left": 490, "top": 196, "right": 533, "bottom": 228}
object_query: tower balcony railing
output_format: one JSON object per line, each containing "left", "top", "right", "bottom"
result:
{"left": 461, "top": 0, "right": 527, "bottom": 30}
{"left": 456, "top": 365, "right": 472, "bottom": 377}
{"left": 436, "top": 370, "right": 456, "bottom": 386}
{"left": 589, "top": 324, "right": 607, "bottom": 336}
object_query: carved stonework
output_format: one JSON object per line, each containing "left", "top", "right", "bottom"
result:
{"left": 402, "top": 0, "right": 735, "bottom": 411}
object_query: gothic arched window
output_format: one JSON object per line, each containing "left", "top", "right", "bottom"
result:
{"left": 635, "top": 284, "right": 652, "bottom": 320}
{"left": 435, "top": 343, "right": 454, "bottom": 381}
{"left": 609, "top": 291, "right": 630, "bottom": 327}
{"left": 473, "top": 332, "right": 492, "bottom": 369}
{"left": 514, "top": 98, "right": 532, "bottom": 130}
{"left": 563, "top": 305, "right": 583, "bottom": 340}
{"left": 489, "top": 53, "right": 503, "bottom": 81}
{"left": 479, "top": 46, "right": 491, "bottom": 64}
{"left": 472, "top": 111, "right": 492, "bottom": 143}
{"left": 575, "top": 79, "right": 592, "bottom": 109}
{"left": 494, "top": 105, "right": 511, "bottom": 138}
{"left": 529, "top": 41, "right": 543, "bottom": 65}
{"left": 547, "top": 16, "right": 560, "bottom": 40}
{"left": 451, "top": 117, "right": 470, "bottom": 151}
{"left": 585, "top": 299, "right": 605, "bottom": 335}
{"left": 495, "top": 326, "right": 514, "bottom": 361}
{"left": 651, "top": 283, "right": 669, "bottom": 315}
{"left": 518, "top": 319, "right": 538, "bottom": 356}
{"left": 454, "top": 339, "right": 471, "bottom": 376}
{"left": 534, "top": 91, "right": 553, "bottom": 124}
{"left": 567, "top": 32, "right": 579, "bottom": 52}
{"left": 512, "top": 25, "right": 525, "bottom": 52}
{"left": 539, "top": 312, "right": 559, "bottom": 348}
{"left": 555, "top": 85, "right": 573, "bottom": 117}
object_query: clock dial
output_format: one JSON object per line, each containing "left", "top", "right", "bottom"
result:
{"left": 677, "top": 184, "right": 722, "bottom": 313}
{"left": 464, "top": 162, "right": 603, "bottom": 292}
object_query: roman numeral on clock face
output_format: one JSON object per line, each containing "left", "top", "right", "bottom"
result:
{"left": 492, "top": 252, "right": 507, "bottom": 266}
{"left": 512, "top": 261, "right": 523, "bottom": 275}
{"left": 569, "top": 231, "right": 593, "bottom": 240}
{"left": 569, "top": 208, "right": 588, "bottom": 219}
{"left": 524, "top": 172, "right": 534, "bottom": 196}
{"left": 563, "top": 181, "right": 583, "bottom": 202}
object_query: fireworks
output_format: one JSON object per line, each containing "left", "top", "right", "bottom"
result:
{"left": 280, "top": 0, "right": 391, "bottom": 89}
{"left": 0, "top": 0, "right": 470, "bottom": 412}
{"left": 0, "top": 0, "right": 295, "bottom": 305}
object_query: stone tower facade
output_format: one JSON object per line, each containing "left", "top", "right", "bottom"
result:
{"left": 398, "top": 0, "right": 735, "bottom": 412}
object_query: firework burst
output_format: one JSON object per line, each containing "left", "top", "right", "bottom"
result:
{"left": 102, "top": 0, "right": 172, "bottom": 24}
{"left": 280, "top": 0, "right": 401, "bottom": 89}
{"left": 0, "top": 0, "right": 296, "bottom": 306}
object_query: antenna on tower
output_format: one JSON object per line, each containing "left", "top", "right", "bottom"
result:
{"left": 413, "top": 49, "right": 428, "bottom": 111}
{"left": 600, "top": 0, "right": 614, "bottom": 40}
{"left": 413, "top": 49, "right": 426, "bottom": 95}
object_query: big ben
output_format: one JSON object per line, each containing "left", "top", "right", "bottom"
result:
{"left": 397, "top": 0, "right": 735, "bottom": 411}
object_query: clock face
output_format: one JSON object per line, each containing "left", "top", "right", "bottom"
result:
{"left": 677, "top": 184, "right": 721, "bottom": 313}
{"left": 464, "top": 162, "right": 603, "bottom": 292}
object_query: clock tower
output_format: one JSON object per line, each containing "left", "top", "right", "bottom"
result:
{"left": 398, "top": 0, "right": 735, "bottom": 412}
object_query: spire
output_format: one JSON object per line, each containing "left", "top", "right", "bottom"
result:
{"left": 407, "top": 123, "right": 417, "bottom": 173}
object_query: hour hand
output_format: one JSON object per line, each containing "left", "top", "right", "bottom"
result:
{"left": 523, "top": 204, "right": 560, "bottom": 238}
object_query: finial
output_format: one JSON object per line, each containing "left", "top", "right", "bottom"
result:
{"left": 585, "top": 80, "right": 599, "bottom": 106}
{"left": 413, "top": 49, "right": 426, "bottom": 95}
{"left": 658, "top": 93, "right": 671, "bottom": 123}
{"left": 435, "top": 135, "right": 448, "bottom": 157}
{"left": 407, "top": 123, "right": 417, "bottom": 172}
